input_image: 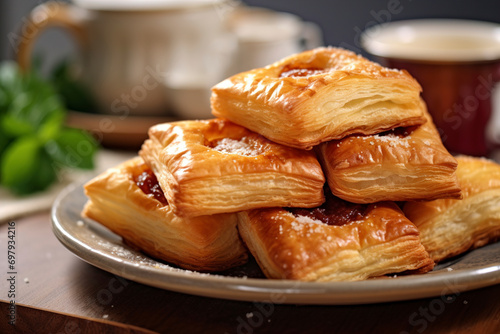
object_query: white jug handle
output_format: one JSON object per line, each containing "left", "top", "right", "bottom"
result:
{"left": 16, "top": 2, "right": 88, "bottom": 71}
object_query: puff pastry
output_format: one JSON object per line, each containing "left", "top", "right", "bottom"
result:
{"left": 238, "top": 192, "right": 434, "bottom": 281}
{"left": 82, "top": 157, "right": 248, "bottom": 272}
{"left": 317, "top": 100, "right": 461, "bottom": 203}
{"left": 211, "top": 47, "right": 425, "bottom": 150}
{"left": 139, "top": 118, "right": 325, "bottom": 217}
{"left": 403, "top": 156, "right": 500, "bottom": 263}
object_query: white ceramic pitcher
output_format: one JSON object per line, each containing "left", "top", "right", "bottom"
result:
{"left": 17, "top": 0, "right": 237, "bottom": 116}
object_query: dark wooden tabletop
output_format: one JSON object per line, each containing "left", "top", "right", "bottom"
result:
{"left": 1, "top": 211, "right": 500, "bottom": 334}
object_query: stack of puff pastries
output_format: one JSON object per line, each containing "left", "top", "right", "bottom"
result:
{"left": 82, "top": 47, "right": 500, "bottom": 282}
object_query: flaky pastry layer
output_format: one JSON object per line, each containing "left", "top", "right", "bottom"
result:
{"left": 238, "top": 195, "right": 434, "bottom": 281}
{"left": 211, "top": 47, "right": 424, "bottom": 149}
{"left": 403, "top": 156, "right": 500, "bottom": 262}
{"left": 82, "top": 157, "right": 248, "bottom": 272}
{"left": 317, "top": 100, "right": 461, "bottom": 203}
{"left": 139, "top": 119, "right": 325, "bottom": 217}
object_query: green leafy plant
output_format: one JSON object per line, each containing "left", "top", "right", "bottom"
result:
{"left": 50, "top": 59, "right": 99, "bottom": 113}
{"left": 0, "top": 61, "right": 98, "bottom": 195}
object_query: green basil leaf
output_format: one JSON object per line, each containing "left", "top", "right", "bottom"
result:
{"left": 31, "top": 148, "right": 58, "bottom": 193}
{"left": 0, "top": 131, "right": 10, "bottom": 155}
{"left": 0, "top": 87, "right": 9, "bottom": 114}
{"left": 50, "top": 60, "right": 98, "bottom": 112}
{"left": 0, "top": 136, "right": 42, "bottom": 191}
{"left": 45, "top": 128, "right": 98, "bottom": 170}
{"left": 1, "top": 140, "right": 57, "bottom": 195}
{"left": 1, "top": 109, "right": 35, "bottom": 137}
{"left": 37, "top": 108, "right": 64, "bottom": 142}
{"left": 2, "top": 89, "right": 65, "bottom": 138}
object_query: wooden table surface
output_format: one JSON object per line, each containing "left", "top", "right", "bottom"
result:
{"left": 1, "top": 211, "right": 500, "bottom": 334}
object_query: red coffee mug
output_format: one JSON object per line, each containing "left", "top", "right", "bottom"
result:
{"left": 361, "top": 19, "right": 500, "bottom": 157}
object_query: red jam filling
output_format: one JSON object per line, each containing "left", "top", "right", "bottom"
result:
{"left": 288, "top": 192, "right": 367, "bottom": 226}
{"left": 279, "top": 65, "right": 326, "bottom": 78}
{"left": 379, "top": 125, "right": 418, "bottom": 138}
{"left": 133, "top": 167, "right": 168, "bottom": 205}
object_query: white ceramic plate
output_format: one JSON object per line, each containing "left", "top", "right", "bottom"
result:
{"left": 51, "top": 182, "right": 500, "bottom": 305}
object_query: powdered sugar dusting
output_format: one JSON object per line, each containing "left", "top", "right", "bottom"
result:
{"left": 288, "top": 213, "right": 326, "bottom": 237}
{"left": 212, "top": 137, "right": 263, "bottom": 157}
{"left": 355, "top": 134, "right": 412, "bottom": 148}
{"left": 294, "top": 215, "right": 323, "bottom": 225}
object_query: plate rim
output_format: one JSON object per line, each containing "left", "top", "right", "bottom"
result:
{"left": 51, "top": 181, "right": 500, "bottom": 305}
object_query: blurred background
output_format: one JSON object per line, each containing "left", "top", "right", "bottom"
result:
{"left": 2, "top": 0, "right": 499, "bottom": 65}
{"left": 0, "top": 0, "right": 499, "bottom": 151}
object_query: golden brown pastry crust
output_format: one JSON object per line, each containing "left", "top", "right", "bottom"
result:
{"left": 403, "top": 156, "right": 500, "bottom": 263}
{"left": 238, "top": 194, "right": 434, "bottom": 281}
{"left": 139, "top": 118, "right": 325, "bottom": 217}
{"left": 317, "top": 100, "right": 461, "bottom": 203}
{"left": 82, "top": 157, "right": 248, "bottom": 272}
{"left": 211, "top": 47, "right": 425, "bottom": 150}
